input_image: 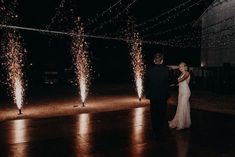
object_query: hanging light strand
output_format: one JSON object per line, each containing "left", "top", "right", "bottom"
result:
{"left": 89, "top": 0, "right": 138, "bottom": 34}
{"left": 0, "top": 0, "right": 19, "bottom": 25}
{"left": 139, "top": 0, "right": 205, "bottom": 34}
{"left": 143, "top": 21, "right": 196, "bottom": 38}
{"left": 46, "top": 0, "right": 67, "bottom": 30}
{"left": 86, "top": 0, "right": 123, "bottom": 26}
{"left": 118, "top": 0, "right": 203, "bottom": 36}
{"left": 136, "top": 0, "right": 193, "bottom": 28}
{"left": 0, "top": 23, "right": 202, "bottom": 48}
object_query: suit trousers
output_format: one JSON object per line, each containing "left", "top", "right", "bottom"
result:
{"left": 150, "top": 99, "right": 167, "bottom": 137}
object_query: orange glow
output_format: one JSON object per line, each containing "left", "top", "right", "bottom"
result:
{"left": 131, "top": 107, "right": 145, "bottom": 157}
{"left": 12, "top": 119, "right": 28, "bottom": 143}
{"left": 75, "top": 113, "right": 91, "bottom": 156}
{"left": 78, "top": 113, "right": 90, "bottom": 134}
{"left": 132, "top": 107, "right": 145, "bottom": 140}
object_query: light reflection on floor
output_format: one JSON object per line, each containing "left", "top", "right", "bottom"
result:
{"left": 0, "top": 96, "right": 148, "bottom": 122}
{"left": 171, "top": 130, "right": 190, "bottom": 157}
{"left": 10, "top": 119, "right": 29, "bottom": 157}
{"left": 75, "top": 113, "right": 91, "bottom": 156}
{"left": 12, "top": 119, "right": 28, "bottom": 144}
{"left": 1, "top": 106, "right": 235, "bottom": 157}
{"left": 131, "top": 107, "right": 145, "bottom": 157}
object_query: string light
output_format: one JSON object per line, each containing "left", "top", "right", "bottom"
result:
{"left": 202, "top": 32, "right": 235, "bottom": 48}
{"left": 0, "top": 24, "right": 202, "bottom": 48}
{"left": 200, "top": 0, "right": 235, "bottom": 48}
{"left": 86, "top": 0, "right": 122, "bottom": 26}
{"left": 143, "top": 21, "right": 196, "bottom": 38}
{"left": 139, "top": 0, "right": 206, "bottom": 34}
{"left": 202, "top": 16, "right": 234, "bottom": 30}
{"left": 0, "top": 24, "right": 127, "bottom": 42}
{"left": 45, "top": 0, "right": 76, "bottom": 32}
{"left": 153, "top": 34, "right": 201, "bottom": 48}
{"left": 46, "top": 0, "right": 66, "bottom": 30}
{"left": 0, "top": 0, "right": 18, "bottom": 25}
{"left": 89, "top": 0, "right": 138, "bottom": 34}
{"left": 136, "top": 0, "right": 192, "bottom": 28}
{"left": 202, "top": 24, "right": 235, "bottom": 38}
{"left": 118, "top": 0, "right": 205, "bottom": 36}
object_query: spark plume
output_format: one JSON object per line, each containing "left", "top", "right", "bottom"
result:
{"left": 71, "top": 18, "right": 90, "bottom": 106}
{"left": 5, "top": 31, "right": 25, "bottom": 111}
{"left": 130, "top": 32, "right": 145, "bottom": 101}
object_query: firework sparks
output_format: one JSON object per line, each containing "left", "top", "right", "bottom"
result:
{"left": 130, "top": 32, "right": 145, "bottom": 101}
{"left": 71, "top": 18, "right": 90, "bottom": 107}
{"left": 5, "top": 31, "right": 25, "bottom": 113}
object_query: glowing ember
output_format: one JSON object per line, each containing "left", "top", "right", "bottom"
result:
{"left": 130, "top": 32, "right": 145, "bottom": 101}
{"left": 5, "top": 31, "right": 25, "bottom": 110}
{"left": 71, "top": 18, "right": 90, "bottom": 106}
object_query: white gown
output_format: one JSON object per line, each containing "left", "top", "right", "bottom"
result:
{"left": 169, "top": 74, "right": 191, "bottom": 130}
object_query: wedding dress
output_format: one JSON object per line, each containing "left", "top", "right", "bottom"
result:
{"left": 169, "top": 74, "right": 191, "bottom": 130}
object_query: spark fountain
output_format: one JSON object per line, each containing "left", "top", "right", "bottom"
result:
{"left": 5, "top": 31, "right": 25, "bottom": 114}
{"left": 71, "top": 18, "right": 90, "bottom": 107}
{"left": 129, "top": 32, "right": 145, "bottom": 102}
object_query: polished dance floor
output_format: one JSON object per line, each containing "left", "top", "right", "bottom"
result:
{"left": 0, "top": 106, "right": 235, "bottom": 157}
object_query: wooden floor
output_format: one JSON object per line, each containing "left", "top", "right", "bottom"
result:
{"left": 0, "top": 106, "right": 235, "bottom": 157}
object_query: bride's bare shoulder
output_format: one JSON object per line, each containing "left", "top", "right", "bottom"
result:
{"left": 185, "top": 71, "right": 190, "bottom": 76}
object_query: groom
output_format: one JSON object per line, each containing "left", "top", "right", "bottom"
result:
{"left": 145, "top": 53, "right": 170, "bottom": 140}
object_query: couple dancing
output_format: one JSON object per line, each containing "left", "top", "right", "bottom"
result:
{"left": 145, "top": 53, "right": 191, "bottom": 139}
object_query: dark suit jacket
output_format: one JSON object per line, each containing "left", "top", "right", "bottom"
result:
{"left": 145, "top": 64, "right": 170, "bottom": 101}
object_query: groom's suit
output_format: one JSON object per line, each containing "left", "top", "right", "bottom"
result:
{"left": 145, "top": 64, "right": 170, "bottom": 138}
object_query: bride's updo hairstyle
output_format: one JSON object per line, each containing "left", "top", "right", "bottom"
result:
{"left": 179, "top": 62, "right": 188, "bottom": 71}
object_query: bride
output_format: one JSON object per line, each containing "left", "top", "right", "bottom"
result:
{"left": 169, "top": 62, "right": 191, "bottom": 130}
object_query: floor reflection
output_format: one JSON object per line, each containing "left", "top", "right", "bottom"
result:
{"left": 2, "top": 105, "right": 235, "bottom": 157}
{"left": 9, "top": 119, "right": 29, "bottom": 157}
{"left": 75, "top": 113, "right": 91, "bottom": 156}
{"left": 131, "top": 107, "right": 145, "bottom": 157}
{"left": 77, "top": 113, "right": 90, "bottom": 134}
{"left": 11, "top": 119, "right": 29, "bottom": 144}
{"left": 171, "top": 130, "right": 190, "bottom": 157}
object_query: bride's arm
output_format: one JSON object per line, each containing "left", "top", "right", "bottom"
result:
{"left": 178, "top": 72, "right": 190, "bottom": 83}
